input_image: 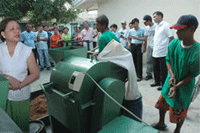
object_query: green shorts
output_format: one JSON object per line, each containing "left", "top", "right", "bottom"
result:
{"left": 6, "top": 99, "right": 30, "bottom": 133}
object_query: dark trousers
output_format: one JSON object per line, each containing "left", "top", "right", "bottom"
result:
{"left": 93, "top": 42, "right": 97, "bottom": 48}
{"left": 122, "top": 96, "right": 143, "bottom": 122}
{"left": 130, "top": 44, "right": 143, "bottom": 78}
{"left": 28, "top": 48, "right": 38, "bottom": 75}
{"left": 32, "top": 48, "right": 38, "bottom": 63}
{"left": 153, "top": 57, "right": 168, "bottom": 86}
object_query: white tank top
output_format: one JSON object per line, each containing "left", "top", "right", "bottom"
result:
{"left": 0, "top": 41, "right": 32, "bottom": 101}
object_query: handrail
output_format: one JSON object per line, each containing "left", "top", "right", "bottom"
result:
{"left": 61, "top": 40, "right": 90, "bottom": 50}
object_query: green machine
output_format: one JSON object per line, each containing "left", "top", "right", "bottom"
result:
{"left": 0, "top": 75, "right": 9, "bottom": 111}
{"left": 41, "top": 45, "right": 159, "bottom": 133}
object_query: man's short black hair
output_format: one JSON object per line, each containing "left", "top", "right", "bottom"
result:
{"left": 43, "top": 25, "right": 48, "bottom": 28}
{"left": 110, "top": 24, "right": 118, "bottom": 29}
{"left": 63, "top": 27, "right": 69, "bottom": 31}
{"left": 143, "top": 15, "right": 152, "bottom": 22}
{"left": 84, "top": 21, "right": 89, "bottom": 25}
{"left": 131, "top": 18, "right": 139, "bottom": 24}
{"left": 37, "top": 24, "right": 42, "bottom": 27}
{"left": 53, "top": 22, "right": 57, "bottom": 26}
{"left": 96, "top": 14, "right": 109, "bottom": 28}
{"left": 26, "top": 24, "right": 32, "bottom": 27}
{"left": 54, "top": 27, "right": 59, "bottom": 30}
{"left": 153, "top": 11, "right": 164, "bottom": 18}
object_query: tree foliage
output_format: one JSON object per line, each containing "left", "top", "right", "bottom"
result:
{"left": 0, "top": 0, "right": 79, "bottom": 24}
{"left": 51, "top": 0, "right": 78, "bottom": 24}
{"left": 30, "top": 0, "right": 54, "bottom": 24}
{"left": 0, "top": 0, "right": 34, "bottom": 19}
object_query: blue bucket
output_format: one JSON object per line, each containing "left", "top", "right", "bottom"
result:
{"left": 121, "top": 96, "right": 143, "bottom": 122}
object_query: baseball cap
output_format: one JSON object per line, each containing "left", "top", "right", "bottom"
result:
{"left": 170, "top": 14, "right": 198, "bottom": 30}
{"left": 121, "top": 21, "right": 127, "bottom": 24}
{"left": 143, "top": 15, "right": 152, "bottom": 23}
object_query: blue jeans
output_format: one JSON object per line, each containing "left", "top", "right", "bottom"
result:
{"left": 37, "top": 49, "right": 50, "bottom": 68}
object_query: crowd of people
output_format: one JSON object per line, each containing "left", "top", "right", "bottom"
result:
{"left": 18, "top": 21, "right": 101, "bottom": 71}
{"left": 94, "top": 12, "right": 199, "bottom": 133}
{"left": 0, "top": 10, "right": 199, "bottom": 133}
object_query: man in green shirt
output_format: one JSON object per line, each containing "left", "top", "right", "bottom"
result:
{"left": 96, "top": 14, "right": 120, "bottom": 53}
{"left": 152, "top": 15, "right": 200, "bottom": 133}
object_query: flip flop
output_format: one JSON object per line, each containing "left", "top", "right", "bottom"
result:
{"left": 151, "top": 123, "right": 167, "bottom": 130}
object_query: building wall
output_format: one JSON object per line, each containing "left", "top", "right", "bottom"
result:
{"left": 98, "top": 0, "right": 200, "bottom": 40}
{"left": 98, "top": 0, "right": 200, "bottom": 64}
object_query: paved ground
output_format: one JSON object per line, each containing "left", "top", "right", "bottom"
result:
{"left": 31, "top": 66, "right": 200, "bottom": 133}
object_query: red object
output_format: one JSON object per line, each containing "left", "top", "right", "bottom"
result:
{"left": 170, "top": 25, "right": 187, "bottom": 30}
{"left": 74, "top": 37, "right": 83, "bottom": 45}
{"left": 155, "top": 95, "right": 188, "bottom": 123}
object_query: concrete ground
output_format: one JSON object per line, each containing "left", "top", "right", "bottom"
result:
{"left": 30, "top": 66, "right": 200, "bottom": 133}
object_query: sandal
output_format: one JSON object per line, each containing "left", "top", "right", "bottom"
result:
{"left": 151, "top": 123, "right": 167, "bottom": 130}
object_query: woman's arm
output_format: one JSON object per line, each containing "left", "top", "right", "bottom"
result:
{"left": 56, "top": 37, "right": 64, "bottom": 44}
{"left": 58, "top": 37, "right": 64, "bottom": 42}
{"left": 3, "top": 74, "right": 22, "bottom": 90}
{"left": 20, "top": 52, "right": 39, "bottom": 88}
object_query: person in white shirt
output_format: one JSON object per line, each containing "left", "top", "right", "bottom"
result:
{"left": 142, "top": 15, "right": 156, "bottom": 80}
{"left": 151, "top": 11, "right": 174, "bottom": 91}
{"left": 118, "top": 21, "right": 129, "bottom": 49}
{"left": 81, "top": 21, "right": 95, "bottom": 50}
{"left": 92, "top": 24, "right": 98, "bottom": 48}
{"left": 0, "top": 17, "right": 39, "bottom": 132}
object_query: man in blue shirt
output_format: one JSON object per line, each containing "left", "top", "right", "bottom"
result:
{"left": 37, "top": 24, "right": 50, "bottom": 71}
{"left": 110, "top": 24, "right": 120, "bottom": 39}
{"left": 128, "top": 18, "right": 146, "bottom": 81}
{"left": 21, "top": 24, "right": 37, "bottom": 62}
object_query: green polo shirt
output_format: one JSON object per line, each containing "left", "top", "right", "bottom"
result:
{"left": 98, "top": 31, "right": 120, "bottom": 53}
{"left": 62, "top": 33, "right": 72, "bottom": 46}
{"left": 161, "top": 38, "right": 200, "bottom": 109}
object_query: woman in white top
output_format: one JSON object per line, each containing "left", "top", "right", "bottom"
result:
{"left": 0, "top": 18, "right": 39, "bottom": 132}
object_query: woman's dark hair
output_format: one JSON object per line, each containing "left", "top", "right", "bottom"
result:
{"left": 54, "top": 27, "right": 59, "bottom": 30}
{"left": 63, "top": 27, "right": 69, "bottom": 31}
{"left": 0, "top": 17, "right": 17, "bottom": 42}
{"left": 110, "top": 24, "right": 118, "bottom": 29}
{"left": 96, "top": 14, "right": 109, "bottom": 28}
{"left": 153, "top": 11, "right": 164, "bottom": 18}
{"left": 131, "top": 18, "right": 139, "bottom": 24}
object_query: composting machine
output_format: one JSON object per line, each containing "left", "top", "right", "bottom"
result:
{"left": 41, "top": 45, "right": 159, "bottom": 133}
